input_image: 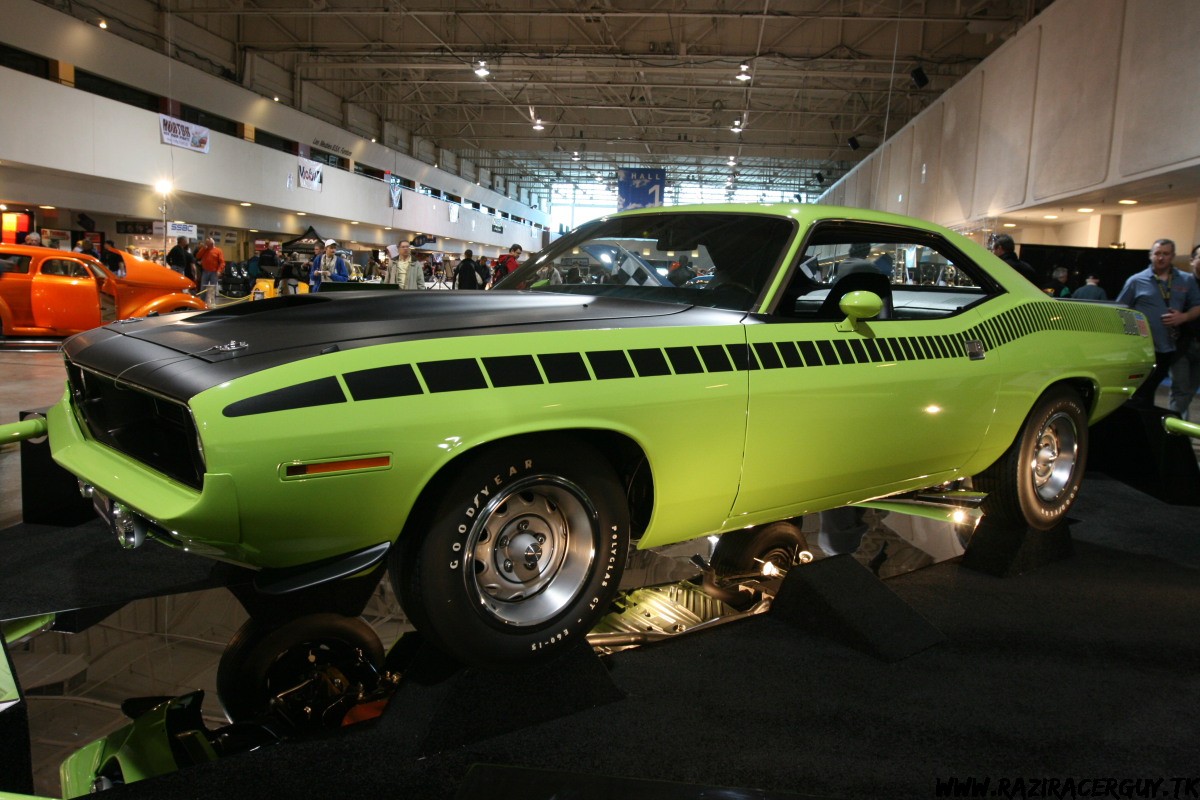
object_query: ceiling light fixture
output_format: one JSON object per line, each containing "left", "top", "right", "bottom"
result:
{"left": 1118, "top": 199, "right": 1138, "bottom": 205}
{"left": 910, "top": 66, "right": 929, "bottom": 88}
{"left": 474, "top": 60, "right": 490, "bottom": 78}
{"left": 736, "top": 64, "right": 752, "bottom": 82}
{"left": 1003, "top": 223, "right": 1017, "bottom": 228}
{"left": 239, "top": 202, "right": 252, "bottom": 207}
{"left": 98, "top": 19, "right": 108, "bottom": 29}
{"left": 38, "top": 204, "right": 56, "bottom": 210}
{"left": 273, "top": 96, "right": 280, "bottom": 102}
{"left": 1043, "top": 214, "right": 1058, "bottom": 219}
{"left": 296, "top": 211, "right": 307, "bottom": 216}
{"left": 532, "top": 119, "right": 545, "bottom": 131}
{"left": 571, "top": 152, "right": 581, "bottom": 161}
{"left": 1077, "top": 207, "right": 1094, "bottom": 213}
{"left": 731, "top": 119, "right": 743, "bottom": 133}
{"left": 848, "top": 136, "right": 861, "bottom": 150}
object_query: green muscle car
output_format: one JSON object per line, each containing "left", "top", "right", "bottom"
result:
{"left": 1, "top": 205, "right": 1154, "bottom": 666}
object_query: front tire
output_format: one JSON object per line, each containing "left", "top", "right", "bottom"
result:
{"left": 976, "top": 387, "right": 1088, "bottom": 531}
{"left": 393, "top": 435, "right": 630, "bottom": 666}
{"left": 216, "top": 613, "right": 384, "bottom": 725}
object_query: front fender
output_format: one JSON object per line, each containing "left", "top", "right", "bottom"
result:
{"left": 130, "top": 293, "right": 207, "bottom": 316}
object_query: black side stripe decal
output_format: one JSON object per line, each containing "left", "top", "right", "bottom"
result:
{"left": 222, "top": 302, "right": 1141, "bottom": 416}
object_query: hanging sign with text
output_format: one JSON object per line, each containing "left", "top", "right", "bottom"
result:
{"left": 159, "top": 114, "right": 210, "bottom": 154}
{"left": 298, "top": 157, "right": 324, "bottom": 192}
{"left": 617, "top": 168, "right": 665, "bottom": 211}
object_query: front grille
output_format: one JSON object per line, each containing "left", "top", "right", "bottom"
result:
{"left": 66, "top": 362, "right": 205, "bottom": 490}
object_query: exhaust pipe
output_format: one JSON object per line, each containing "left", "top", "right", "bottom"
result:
{"left": 110, "top": 502, "right": 147, "bottom": 549}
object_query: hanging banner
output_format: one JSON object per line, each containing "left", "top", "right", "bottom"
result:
{"left": 617, "top": 168, "right": 666, "bottom": 211}
{"left": 159, "top": 114, "right": 211, "bottom": 154}
{"left": 298, "top": 157, "right": 324, "bottom": 192}
{"left": 386, "top": 173, "right": 404, "bottom": 209}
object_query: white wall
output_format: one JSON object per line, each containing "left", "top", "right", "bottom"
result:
{"left": 821, "top": 0, "right": 1200, "bottom": 235}
{"left": 0, "top": 0, "right": 549, "bottom": 242}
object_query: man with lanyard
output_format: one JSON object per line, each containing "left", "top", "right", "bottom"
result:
{"left": 1116, "top": 238, "right": 1200, "bottom": 405}
{"left": 310, "top": 239, "right": 349, "bottom": 292}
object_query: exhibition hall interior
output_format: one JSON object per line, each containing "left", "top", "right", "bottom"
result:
{"left": 1, "top": 0, "right": 1198, "bottom": 798}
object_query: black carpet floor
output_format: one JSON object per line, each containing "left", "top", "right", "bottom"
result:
{"left": 3, "top": 472, "right": 1198, "bottom": 799}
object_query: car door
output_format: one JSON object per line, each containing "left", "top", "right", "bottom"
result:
{"left": 31, "top": 255, "right": 103, "bottom": 332}
{"left": 732, "top": 222, "right": 1005, "bottom": 521}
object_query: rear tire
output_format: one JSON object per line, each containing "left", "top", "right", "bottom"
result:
{"left": 710, "top": 520, "right": 807, "bottom": 576}
{"left": 392, "top": 435, "right": 630, "bottom": 666}
{"left": 976, "top": 387, "right": 1087, "bottom": 531}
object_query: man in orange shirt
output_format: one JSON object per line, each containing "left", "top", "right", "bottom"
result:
{"left": 195, "top": 236, "right": 225, "bottom": 295}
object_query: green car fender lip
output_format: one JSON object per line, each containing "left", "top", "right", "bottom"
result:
{"left": 253, "top": 541, "right": 391, "bottom": 595}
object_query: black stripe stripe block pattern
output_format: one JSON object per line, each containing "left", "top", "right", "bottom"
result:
{"left": 222, "top": 302, "right": 1138, "bottom": 416}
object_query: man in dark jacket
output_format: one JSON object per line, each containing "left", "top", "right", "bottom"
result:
{"left": 990, "top": 233, "right": 1037, "bottom": 285}
{"left": 454, "top": 249, "right": 488, "bottom": 290}
{"left": 166, "top": 236, "right": 198, "bottom": 284}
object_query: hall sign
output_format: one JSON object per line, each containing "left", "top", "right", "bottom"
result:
{"left": 159, "top": 114, "right": 211, "bottom": 154}
{"left": 491, "top": 222, "right": 504, "bottom": 233}
{"left": 617, "top": 168, "right": 665, "bottom": 211}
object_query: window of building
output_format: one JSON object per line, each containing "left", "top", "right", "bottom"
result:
{"left": 179, "top": 104, "right": 238, "bottom": 137}
{"left": 255, "top": 129, "right": 295, "bottom": 154}
{"left": 0, "top": 43, "right": 49, "bottom": 79}
{"left": 74, "top": 70, "right": 159, "bottom": 113}
{"left": 309, "top": 147, "right": 348, "bottom": 170}
{"left": 354, "top": 163, "right": 387, "bottom": 181}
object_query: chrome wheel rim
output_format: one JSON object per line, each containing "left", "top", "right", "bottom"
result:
{"left": 464, "top": 476, "right": 597, "bottom": 627}
{"left": 1030, "top": 410, "right": 1079, "bottom": 502}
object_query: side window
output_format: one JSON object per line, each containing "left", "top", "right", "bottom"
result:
{"left": 42, "top": 259, "right": 91, "bottom": 278}
{"left": 774, "top": 225, "right": 992, "bottom": 321}
{"left": 0, "top": 255, "right": 32, "bottom": 274}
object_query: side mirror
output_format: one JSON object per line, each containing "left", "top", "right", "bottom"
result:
{"left": 836, "top": 290, "right": 883, "bottom": 332}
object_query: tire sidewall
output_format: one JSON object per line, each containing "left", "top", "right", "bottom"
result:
{"left": 1015, "top": 390, "right": 1087, "bottom": 531}
{"left": 403, "top": 437, "right": 628, "bottom": 665}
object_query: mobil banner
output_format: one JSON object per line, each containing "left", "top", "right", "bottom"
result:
{"left": 298, "top": 157, "right": 324, "bottom": 192}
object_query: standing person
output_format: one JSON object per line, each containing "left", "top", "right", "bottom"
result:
{"left": 453, "top": 248, "right": 487, "bottom": 290}
{"left": 1071, "top": 274, "right": 1107, "bottom": 301}
{"left": 1116, "top": 238, "right": 1200, "bottom": 406}
{"left": 989, "top": 233, "right": 1037, "bottom": 285}
{"left": 257, "top": 245, "right": 278, "bottom": 280}
{"left": 310, "top": 239, "right": 350, "bottom": 291}
{"left": 1167, "top": 243, "right": 1200, "bottom": 419}
{"left": 1042, "top": 266, "right": 1071, "bottom": 297}
{"left": 195, "top": 236, "right": 226, "bottom": 295}
{"left": 166, "top": 236, "right": 197, "bottom": 283}
{"left": 493, "top": 243, "right": 522, "bottom": 284}
{"left": 384, "top": 240, "right": 423, "bottom": 289}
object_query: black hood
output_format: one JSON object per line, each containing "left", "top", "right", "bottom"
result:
{"left": 62, "top": 291, "right": 739, "bottom": 401}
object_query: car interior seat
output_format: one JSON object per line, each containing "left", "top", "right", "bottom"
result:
{"left": 816, "top": 261, "right": 894, "bottom": 320}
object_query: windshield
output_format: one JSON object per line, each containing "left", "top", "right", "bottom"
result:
{"left": 493, "top": 211, "right": 796, "bottom": 312}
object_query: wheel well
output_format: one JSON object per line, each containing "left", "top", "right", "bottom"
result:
{"left": 1054, "top": 377, "right": 1097, "bottom": 415}
{"left": 399, "top": 429, "right": 654, "bottom": 546}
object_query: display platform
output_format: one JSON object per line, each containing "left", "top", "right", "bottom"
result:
{"left": 1, "top": 471, "right": 1197, "bottom": 799}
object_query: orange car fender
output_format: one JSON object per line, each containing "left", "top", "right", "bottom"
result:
{"left": 130, "top": 293, "right": 207, "bottom": 317}
{"left": 0, "top": 297, "right": 12, "bottom": 335}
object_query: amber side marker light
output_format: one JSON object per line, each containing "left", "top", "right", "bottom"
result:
{"left": 285, "top": 455, "right": 391, "bottom": 477}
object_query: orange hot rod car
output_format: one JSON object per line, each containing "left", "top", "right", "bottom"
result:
{"left": 0, "top": 243, "right": 205, "bottom": 337}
